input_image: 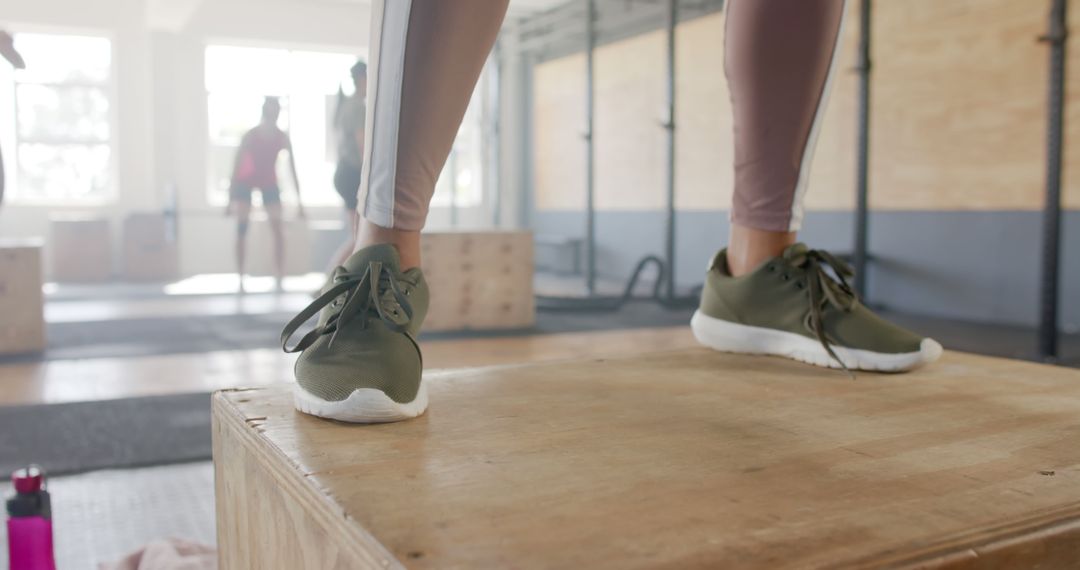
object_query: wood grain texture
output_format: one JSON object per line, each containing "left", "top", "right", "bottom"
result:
{"left": 534, "top": 1, "right": 1080, "bottom": 212}
{"left": 533, "top": 9, "right": 858, "bottom": 213}
{"left": 1065, "top": 0, "right": 1080, "bottom": 209}
{"left": 533, "top": 53, "right": 587, "bottom": 211}
{"left": 420, "top": 231, "right": 535, "bottom": 332}
{"left": 672, "top": 13, "right": 733, "bottom": 212}
{"left": 674, "top": 7, "right": 860, "bottom": 212}
{"left": 214, "top": 349, "right": 1080, "bottom": 568}
{"left": 870, "top": 0, "right": 1047, "bottom": 211}
{"left": 594, "top": 29, "right": 666, "bottom": 210}
{"left": 0, "top": 242, "right": 45, "bottom": 355}
{"left": 0, "top": 326, "right": 698, "bottom": 406}
{"left": 214, "top": 393, "right": 399, "bottom": 570}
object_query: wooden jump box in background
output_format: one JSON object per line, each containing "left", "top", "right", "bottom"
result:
{"left": 0, "top": 241, "right": 46, "bottom": 355}
{"left": 48, "top": 215, "right": 112, "bottom": 282}
{"left": 214, "top": 349, "right": 1080, "bottom": 568}
{"left": 420, "top": 231, "right": 534, "bottom": 332}
{"left": 122, "top": 212, "right": 179, "bottom": 282}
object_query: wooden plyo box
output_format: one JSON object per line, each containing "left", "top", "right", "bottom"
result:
{"left": 245, "top": 219, "right": 310, "bottom": 277}
{"left": 49, "top": 215, "right": 111, "bottom": 282}
{"left": 213, "top": 349, "right": 1080, "bottom": 569}
{"left": 420, "top": 231, "right": 534, "bottom": 332}
{"left": 0, "top": 241, "right": 45, "bottom": 355}
{"left": 122, "top": 212, "right": 179, "bottom": 282}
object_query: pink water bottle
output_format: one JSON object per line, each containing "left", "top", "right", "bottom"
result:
{"left": 6, "top": 466, "right": 56, "bottom": 570}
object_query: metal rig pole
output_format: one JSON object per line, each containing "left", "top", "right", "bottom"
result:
{"left": 853, "top": 0, "right": 872, "bottom": 298}
{"left": 584, "top": 0, "right": 598, "bottom": 295}
{"left": 662, "top": 0, "right": 678, "bottom": 301}
{"left": 1038, "top": 0, "right": 1067, "bottom": 359}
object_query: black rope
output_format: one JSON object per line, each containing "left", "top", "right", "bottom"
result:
{"left": 536, "top": 255, "right": 700, "bottom": 313}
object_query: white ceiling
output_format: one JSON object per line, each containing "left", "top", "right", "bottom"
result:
{"left": 145, "top": 0, "right": 571, "bottom": 32}
{"left": 315, "top": 0, "right": 569, "bottom": 15}
{"left": 509, "top": 0, "right": 570, "bottom": 14}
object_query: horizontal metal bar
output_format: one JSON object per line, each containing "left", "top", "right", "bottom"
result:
{"left": 516, "top": 0, "right": 726, "bottom": 63}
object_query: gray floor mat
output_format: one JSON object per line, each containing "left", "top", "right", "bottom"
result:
{"left": 0, "top": 393, "right": 211, "bottom": 476}
{"left": 19, "top": 301, "right": 698, "bottom": 362}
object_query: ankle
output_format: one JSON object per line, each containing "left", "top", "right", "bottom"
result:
{"left": 354, "top": 220, "right": 422, "bottom": 269}
{"left": 727, "top": 223, "right": 796, "bottom": 277}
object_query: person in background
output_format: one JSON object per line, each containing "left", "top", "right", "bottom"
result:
{"left": 227, "top": 96, "right": 305, "bottom": 293}
{"left": 0, "top": 31, "right": 26, "bottom": 208}
{"left": 326, "top": 60, "right": 368, "bottom": 274}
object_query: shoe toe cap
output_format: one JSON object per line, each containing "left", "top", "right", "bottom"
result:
{"left": 919, "top": 337, "right": 944, "bottom": 365}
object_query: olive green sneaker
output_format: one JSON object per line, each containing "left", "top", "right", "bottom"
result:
{"left": 281, "top": 244, "right": 429, "bottom": 422}
{"left": 691, "top": 243, "right": 942, "bottom": 372}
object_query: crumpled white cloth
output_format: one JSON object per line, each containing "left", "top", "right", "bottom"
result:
{"left": 98, "top": 538, "right": 216, "bottom": 570}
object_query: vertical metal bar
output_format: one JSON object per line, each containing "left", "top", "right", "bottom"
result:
{"left": 585, "top": 0, "right": 598, "bottom": 295}
{"left": 853, "top": 0, "right": 872, "bottom": 298}
{"left": 491, "top": 44, "right": 504, "bottom": 228}
{"left": 449, "top": 149, "right": 459, "bottom": 227}
{"left": 1038, "top": 0, "right": 1067, "bottom": 359}
{"left": 663, "top": 0, "right": 678, "bottom": 301}
{"left": 521, "top": 53, "right": 535, "bottom": 230}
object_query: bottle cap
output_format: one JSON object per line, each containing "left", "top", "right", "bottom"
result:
{"left": 12, "top": 466, "right": 44, "bottom": 494}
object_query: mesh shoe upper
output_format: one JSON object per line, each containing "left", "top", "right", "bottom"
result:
{"left": 699, "top": 244, "right": 924, "bottom": 361}
{"left": 282, "top": 244, "right": 429, "bottom": 403}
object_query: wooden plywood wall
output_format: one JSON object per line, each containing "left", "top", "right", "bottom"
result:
{"left": 1061, "top": 2, "right": 1080, "bottom": 209}
{"left": 594, "top": 30, "right": 667, "bottom": 210}
{"left": 420, "top": 231, "right": 535, "bottom": 332}
{"left": 870, "top": 1, "right": 1046, "bottom": 210}
{"left": 532, "top": 8, "right": 857, "bottom": 213}
{"left": 671, "top": 14, "right": 731, "bottom": 211}
{"left": 533, "top": 53, "right": 587, "bottom": 210}
{"left": 532, "top": 0, "right": 1080, "bottom": 212}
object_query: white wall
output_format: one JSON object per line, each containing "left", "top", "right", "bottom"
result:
{"left": 1, "top": 0, "right": 156, "bottom": 274}
{"left": 155, "top": 0, "right": 371, "bottom": 275}
{"left": 0, "top": 0, "right": 525, "bottom": 279}
{"left": 0, "top": 0, "right": 371, "bottom": 276}
{"left": 496, "top": 20, "right": 529, "bottom": 230}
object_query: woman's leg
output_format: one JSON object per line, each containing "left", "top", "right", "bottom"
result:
{"left": 232, "top": 200, "right": 251, "bottom": 292}
{"left": 724, "top": 0, "right": 846, "bottom": 275}
{"left": 284, "top": 1, "right": 509, "bottom": 423}
{"left": 265, "top": 201, "right": 286, "bottom": 290}
{"left": 328, "top": 162, "right": 362, "bottom": 271}
{"left": 0, "top": 143, "right": 6, "bottom": 207}
{"left": 327, "top": 208, "right": 360, "bottom": 272}
{"left": 355, "top": 0, "right": 509, "bottom": 269}
{"left": 695, "top": 0, "right": 941, "bottom": 373}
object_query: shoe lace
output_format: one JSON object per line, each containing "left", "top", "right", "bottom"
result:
{"left": 281, "top": 260, "right": 413, "bottom": 353}
{"left": 783, "top": 248, "right": 858, "bottom": 375}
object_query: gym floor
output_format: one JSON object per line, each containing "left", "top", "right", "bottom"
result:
{"left": 1, "top": 279, "right": 1078, "bottom": 568}
{"left": 5, "top": 277, "right": 1079, "bottom": 408}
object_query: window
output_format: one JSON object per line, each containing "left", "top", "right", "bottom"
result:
{"left": 0, "top": 33, "right": 114, "bottom": 203}
{"left": 205, "top": 44, "right": 494, "bottom": 213}
{"left": 205, "top": 45, "right": 358, "bottom": 207}
{"left": 430, "top": 79, "right": 486, "bottom": 210}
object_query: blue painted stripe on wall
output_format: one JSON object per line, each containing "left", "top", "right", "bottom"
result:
{"left": 532, "top": 210, "right": 1080, "bottom": 329}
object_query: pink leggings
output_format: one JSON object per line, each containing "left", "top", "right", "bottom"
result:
{"left": 358, "top": 0, "right": 846, "bottom": 233}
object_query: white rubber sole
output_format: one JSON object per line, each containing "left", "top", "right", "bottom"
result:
{"left": 690, "top": 310, "right": 942, "bottom": 372}
{"left": 293, "top": 378, "right": 428, "bottom": 423}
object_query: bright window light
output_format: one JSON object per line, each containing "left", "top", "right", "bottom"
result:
{"left": 203, "top": 44, "right": 490, "bottom": 212}
{"left": 204, "top": 45, "right": 358, "bottom": 207}
{"left": 0, "top": 33, "right": 114, "bottom": 203}
{"left": 429, "top": 66, "right": 488, "bottom": 210}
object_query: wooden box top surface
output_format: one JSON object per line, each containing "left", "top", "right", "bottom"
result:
{"left": 214, "top": 349, "right": 1080, "bottom": 569}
